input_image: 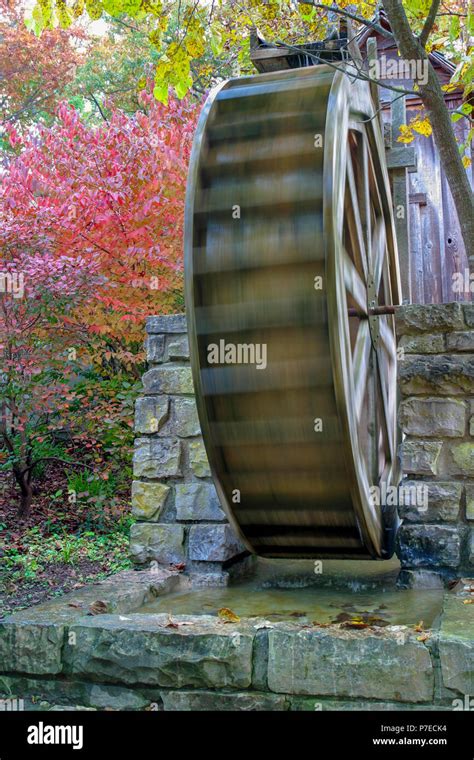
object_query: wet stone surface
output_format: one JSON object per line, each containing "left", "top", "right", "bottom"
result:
{"left": 0, "top": 563, "right": 472, "bottom": 710}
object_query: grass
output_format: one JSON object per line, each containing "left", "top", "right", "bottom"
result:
{"left": 3, "top": 525, "right": 133, "bottom": 585}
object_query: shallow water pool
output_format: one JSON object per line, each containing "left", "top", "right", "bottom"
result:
{"left": 137, "top": 558, "right": 443, "bottom": 628}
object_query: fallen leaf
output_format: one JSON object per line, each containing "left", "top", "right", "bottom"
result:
{"left": 463, "top": 599, "right": 474, "bottom": 605}
{"left": 163, "top": 614, "right": 193, "bottom": 628}
{"left": 218, "top": 607, "right": 240, "bottom": 623}
{"left": 170, "top": 562, "right": 186, "bottom": 571}
{"left": 340, "top": 619, "right": 370, "bottom": 630}
{"left": 332, "top": 612, "right": 353, "bottom": 623}
{"left": 67, "top": 602, "right": 82, "bottom": 609}
{"left": 414, "top": 620, "right": 424, "bottom": 632}
{"left": 417, "top": 633, "right": 430, "bottom": 642}
{"left": 88, "top": 600, "right": 109, "bottom": 615}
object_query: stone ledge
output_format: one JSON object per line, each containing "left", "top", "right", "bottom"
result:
{"left": 160, "top": 689, "right": 288, "bottom": 711}
{"left": 0, "top": 675, "right": 150, "bottom": 711}
{"left": 396, "top": 304, "right": 465, "bottom": 336}
{"left": 146, "top": 315, "right": 187, "bottom": 334}
{"left": 1, "top": 578, "right": 473, "bottom": 710}
{"left": 0, "top": 569, "right": 180, "bottom": 675}
{"left": 63, "top": 614, "right": 255, "bottom": 689}
{"left": 439, "top": 595, "right": 474, "bottom": 695}
{"left": 267, "top": 627, "right": 434, "bottom": 703}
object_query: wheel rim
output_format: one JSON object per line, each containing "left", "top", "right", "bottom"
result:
{"left": 325, "top": 69, "right": 400, "bottom": 558}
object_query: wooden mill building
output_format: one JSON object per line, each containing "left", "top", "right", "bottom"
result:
{"left": 250, "top": 10, "right": 473, "bottom": 305}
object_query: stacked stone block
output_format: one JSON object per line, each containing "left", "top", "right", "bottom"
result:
{"left": 130, "top": 315, "right": 247, "bottom": 584}
{"left": 396, "top": 303, "right": 474, "bottom": 585}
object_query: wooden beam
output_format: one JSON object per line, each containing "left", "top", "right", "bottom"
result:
{"left": 366, "top": 37, "right": 381, "bottom": 131}
{"left": 385, "top": 146, "right": 417, "bottom": 170}
{"left": 345, "top": 18, "right": 364, "bottom": 69}
{"left": 389, "top": 92, "right": 412, "bottom": 303}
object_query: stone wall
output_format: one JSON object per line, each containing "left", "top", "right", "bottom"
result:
{"left": 396, "top": 303, "right": 474, "bottom": 586}
{"left": 130, "top": 315, "right": 248, "bottom": 586}
{"left": 1, "top": 568, "right": 472, "bottom": 710}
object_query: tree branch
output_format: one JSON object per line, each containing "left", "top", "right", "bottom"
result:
{"left": 88, "top": 91, "right": 109, "bottom": 123}
{"left": 382, "top": 0, "right": 473, "bottom": 262}
{"left": 19, "top": 457, "right": 94, "bottom": 477}
{"left": 419, "top": 0, "right": 441, "bottom": 48}
{"left": 297, "top": 1, "right": 394, "bottom": 39}
{"left": 275, "top": 39, "right": 418, "bottom": 97}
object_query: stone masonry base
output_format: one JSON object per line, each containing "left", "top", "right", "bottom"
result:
{"left": 396, "top": 303, "right": 474, "bottom": 586}
{"left": 130, "top": 304, "right": 474, "bottom": 587}
{"left": 1, "top": 570, "right": 472, "bottom": 711}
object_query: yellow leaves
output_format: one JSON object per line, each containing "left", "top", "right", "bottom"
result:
{"left": 56, "top": 0, "right": 73, "bottom": 28}
{"left": 218, "top": 607, "right": 240, "bottom": 623}
{"left": 186, "top": 35, "right": 205, "bottom": 59}
{"left": 153, "top": 38, "right": 194, "bottom": 103}
{"left": 72, "top": 0, "right": 85, "bottom": 17}
{"left": 85, "top": 0, "right": 103, "bottom": 21}
{"left": 397, "top": 115, "right": 432, "bottom": 143}
{"left": 413, "top": 620, "right": 424, "bottom": 632}
{"left": 397, "top": 124, "right": 415, "bottom": 144}
{"left": 298, "top": 2, "right": 314, "bottom": 20}
{"left": 140, "top": 0, "right": 163, "bottom": 16}
{"left": 463, "top": 598, "right": 474, "bottom": 604}
{"left": 442, "top": 82, "right": 459, "bottom": 93}
{"left": 148, "top": 28, "right": 162, "bottom": 49}
{"left": 413, "top": 117, "right": 432, "bottom": 137}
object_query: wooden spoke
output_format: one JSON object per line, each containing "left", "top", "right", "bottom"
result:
{"left": 375, "top": 349, "right": 395, "bottom": 463}
{"left": 343, "top": 248, "right": 368, "bottom": 314}
{"left": 353, "top": 321, "right": 372, "bottom": 422}
{"left": 372, "top": 216, "right": 386, "bottom": 293}
{"left": 345, "top": 151, "right": 368, "bottom": 281}
{"left": 378, "top": 317, "right": 397, "bottom": 359}
{"left": 358, "top": 137, "right": 373, "bottom": 271}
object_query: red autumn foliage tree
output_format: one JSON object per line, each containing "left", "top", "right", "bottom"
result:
{"left": 0, "top": 252, "right": 100, "bottom": 516}
{"left": 3, "top": 92, "right": 198, "bottom": 369}
{"left": 1, "top": 90, "right": 198, "bottom": 514}
{"left": 0, "top": 0, "right": 82, "bottom": 126}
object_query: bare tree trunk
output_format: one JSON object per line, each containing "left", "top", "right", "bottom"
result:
{"left": 382, "top": 0, "right": 474, "bottom": 267}
{"left": 14, "top": 465, "right": 34, "bottom": 519}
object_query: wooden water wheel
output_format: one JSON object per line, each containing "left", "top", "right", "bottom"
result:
{"left": 184, "top": 64, "right": 402, "bottom": 559}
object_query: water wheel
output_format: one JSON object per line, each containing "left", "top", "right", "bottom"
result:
{"left": 184, "top": 64, "right": 402, "bottom": 560}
